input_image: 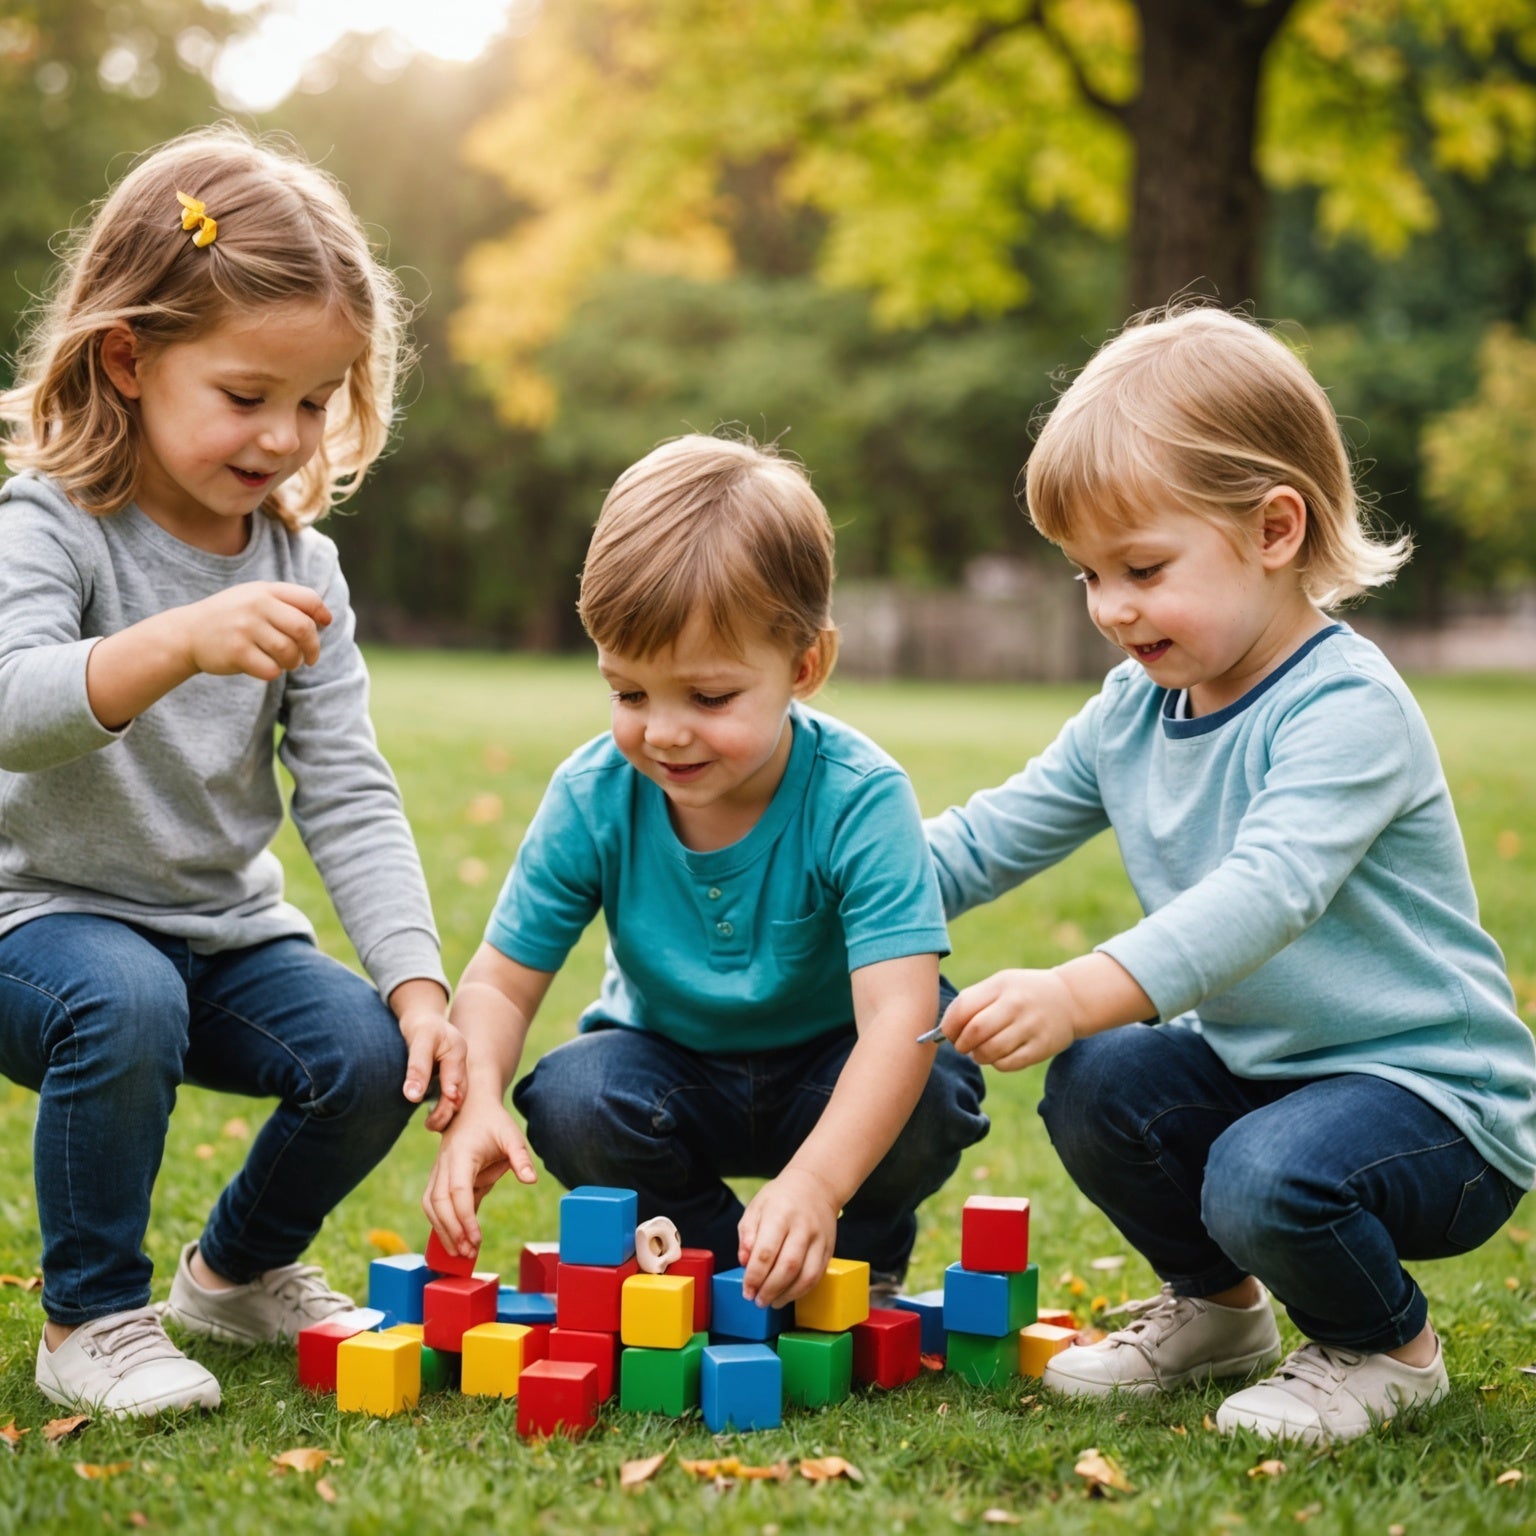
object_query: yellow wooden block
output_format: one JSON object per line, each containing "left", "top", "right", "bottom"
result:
{"left": 620, "top": 1274, "right": 695, "bottom": 1349}
{"left": 794, "top": 1258, "right": 870, "bottom": 1333}
{"left": 1018, "top": 1321, "right": 1078, "bottom": 1378}
{"left": 460, "top": 1322, "right": 533, "bottom": 1398}
{"left": 336, "top": 1331, "right": 420, "bottom": 1416}
{"left": 386, "top": 1323, "right": 424, "bottom": 1341}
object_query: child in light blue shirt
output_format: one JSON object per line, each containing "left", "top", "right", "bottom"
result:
{"left": 426, "top": 435, "right": 987, "bottom": 1307}
{"left": 926, "top": 306, "right": 1536, "bottom": 1445}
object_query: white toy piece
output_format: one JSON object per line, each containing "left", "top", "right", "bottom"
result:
{"left": 634, "top": 1216, "right": 682, "bottom": 1274}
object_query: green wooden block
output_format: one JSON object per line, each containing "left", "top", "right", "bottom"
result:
{"left": 777, "top": 1329, "right": 853, "bottom": 1408}
{"left": 619, "top": 1330, "right": 706, "bottom": 1415}
{"left": 420, "top": 1344, "right": 458, "bottom": 1393}
{"left": 948, "top": 1329, "right": 1017, "bottom": 1387}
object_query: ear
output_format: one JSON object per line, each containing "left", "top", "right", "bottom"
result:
{"left": 791, "top": 631, "right": 836, "bottom": 698}
{"left": 1257, "top": 486, "right": 1308, "bottom": 572}
{"left": 99, "top": 323, "right": 143, "bottom": 400}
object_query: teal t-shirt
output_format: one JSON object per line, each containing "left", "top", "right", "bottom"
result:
{"left": 486, "top": 703, "right": 950, "bottom": 1053}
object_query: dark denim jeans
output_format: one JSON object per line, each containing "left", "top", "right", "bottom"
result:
{"left": 514, "top": 1006, "right": 988, "bottom": 1279}
{"left": 0, "top": 914, "right": 414, "bottom": 1326}
{"left": 1040, "top": 1023, "right": 1525, "bottom": 1353}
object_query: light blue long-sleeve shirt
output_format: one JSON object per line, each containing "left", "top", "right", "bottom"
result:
{"left": 926, "top": 624, "right": 1536, "bottom": 1187}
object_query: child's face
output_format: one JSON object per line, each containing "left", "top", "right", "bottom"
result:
{"left": 1060, "top": 499, "right": 1314, "bottom": 715}
{"left": 107, "top": 301, "right": 364, "bottom": 554}
{"left": 597, "top": 613, "right": 817, "bottom": 846}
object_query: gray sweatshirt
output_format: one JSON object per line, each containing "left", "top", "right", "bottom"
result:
{"left": 0, "top": 472, "right": 446, "bottom": 1001}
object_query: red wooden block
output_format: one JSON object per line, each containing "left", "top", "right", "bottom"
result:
{"left": 423, "top": 1275, "right": 498, "bottom": 1351}
{"left": 523, "top": 1322, "right": 553, "bottom": 1363}
{"left": 667, "top": 1248, "right": 715, "bottom": 1333}
{"left": 519, "top": 1241, "right": 561, "bottom": 1294}
{"left": 297, "top": 1314, "right": 378, "bottom": 1393}
{"left": 556, "top": 1257, "right": 639, "bottom": 1332}
{"left": 425, "top": 1228, "right": 477, "bottom": 1278}
{"left": 1038, "top": 1308, "right": 1079, "bottom": 1331}
{"left": 516, "top": 1359, "right": 599, "bottom": 1439}
{"left": 548, "top": 1326, "right": 622, "bottom": 1400}
{"left": 960, "top": 1196, "right": 1031, "bottom": 1273}
{"left": 851, "top": 1307, "right": 921, "bottom": 1389}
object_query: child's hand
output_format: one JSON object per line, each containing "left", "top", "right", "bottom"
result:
{"left": 421, "top": 1102, "right": 538, "bottom": 1256}
{"left": 938, "top": 968, "right": 1079, "bottom": 1070}
{"left": 180, "top": 582, "right": 333, "bottom": 682}
{"left": 737, "top": 1167, "right": 840, "bottom": 1310}
{"left": 390, "top": 979, "right": 466, "bottom": 1131}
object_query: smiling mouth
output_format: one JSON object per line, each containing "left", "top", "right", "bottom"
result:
{"left": 231, "top": 468, "right": 274, "bottom": 488}
{"left": 1132, "top": 641, "right": 1172, "bottom": 661}
{"left": 657, "top": 761, "right": 709, "bottom": 781}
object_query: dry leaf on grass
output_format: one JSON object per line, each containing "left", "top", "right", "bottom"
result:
{"left": 42, "top": 1415, "right": 89, "bottom": 1442}
{"left": 74, "top": 1461, "right": 132, "bottom": 1479}
{"left": 679, "top": 1456, "right": 789, "bottom": 1482}
{"left": 1293, "top": 1502, "right": 1323, "bottom": 1522}
{"left": 981, "top": 1510, "right": 1022, "bottom": 1525}
{"left": 0, "top": 1274, "right": 42, "bottom": 1291}
{"left": 620, "top": 1451, "right": 667, "bottom": 1489}
{"left": 128, "top": 1514, "right": 150, "bottom": 1528}
{"left": 1, "top": 1419, "right": 28, "bottom": 1448}
{"left": 194, "top": 1144, "right": 216, "bottom": 1160}
{"left": 465, "top": 792, "right": 504, "bottom": 825}
{"left": 271, "top": 1448, "right": 335, "bottom": 1475}
{"left": 315, "top": 1478, "right": 337, "bottom": 1503}
{"left": 1088, "top": 1255, "right": 1126, "bottom": 1273}
{"left": 1496, "top": 1469, "right": 1523, "bottom": 1486}
{"left": 1074, "top": 1447, "right": 1134, "bottom": 1496}
{"left": 221, "top": 1118, "right": 250, "bottom": 1140}
{"left": 920, "top": 1353, "right": 945, "bottom": 1371}
{"left": 367, "top": 1228, "right": 410, "bottom": 1256}
{"left": 799, "top": 1456, "right": 863, "bottom": 1482}
{"left": 1248, "top": 1459, "right": 1287, "bottom": 1479}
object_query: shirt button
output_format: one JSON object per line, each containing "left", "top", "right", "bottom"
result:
{"left": 716, "top": 921, "right": 734, "bottom": 938}
{"left": 707, "top": 887, "right": 722, "bottom": 901}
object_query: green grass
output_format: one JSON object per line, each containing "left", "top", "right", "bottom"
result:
{"left": 3, "top": 654, "right": 1535, "bottom": 1534}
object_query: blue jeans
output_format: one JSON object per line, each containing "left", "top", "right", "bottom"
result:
{"left": 0, "top": 914, "right": 414, "bottom": 1326}
{"left": 1040, "top": 1024, "right": 1525, "bottom": 1353}
{"left": 514, "top": 1008, "right": 988, "bottom": 1279}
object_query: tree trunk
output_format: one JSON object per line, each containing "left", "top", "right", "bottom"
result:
{"left": 1124, "top": 0, "right": 1297, "bottom": 312}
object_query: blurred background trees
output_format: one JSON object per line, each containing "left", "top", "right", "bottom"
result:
{"left": 2, "top": 0, "right": 1534, "bottom": 657}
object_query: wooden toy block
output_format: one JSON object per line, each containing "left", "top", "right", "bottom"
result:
{"left": 1038, "top": 1308, "right": 1079, "bottom": 1331}
{"left": 549, "top": 1326, "right": 623, "bottom": 1400}
{"left": 701, "top": 1343, "right": 782, "bottom": 1433}
{"left": 794, "top": 1257, "right": 870, "bottom": 1333}
{"left": 556, "top": 1256, "right": 640, "bottom": 1332}
{"left": 619, "top": 1331, "right": 707, "bottom": 1415}
{"left": 423, "top": 1274, "right": 498, "bottom": 1351}
{"left": 942, "top": 1261, "right": 1039, "bottom": 1338}
{"left": 961, "top": 1195, "right": 1031, "bottom": 1273}
{"left": 893, "top": 1290, "right": 947, "bottom": 1357}
{"left": 336, "top": 1330, "right": 421, "bottom": 1416}
{"left": 947, "top": 1329, "right": 1017, "bottom": 1387}
{"left": 461, "top": 1321, "right": 535, "bottom": 1398}
{"left": 516, "top": 1359, "right": 599, "bottom": 1438}
{"left": 497, "top": 1287, "right": 557, "bottom": 1328}
{"left": 519, "top": 1241, "right": 562, "bottom": 1294}
{"left": 710, "top": 1267, "right": 791, "bottom": 1342}
{"left": 668, "top": 1248, "right": 714, "bottom": 1332}
{"left": 620, "top": 1273, "right": 696, "bottom": 1350}
{"left": 851, "top": 1306, "right": 922, "bottom": 1388}
{"left": 778, "top": 1329, "right": 853, "bottom": 1408}
{"left": 558, "top": 1185, "right": 638, "bottom": 1266}
{"left": 384, "top": 1324, "right": 457, "bottom": 1392}
{"left": 1018, "top": 1321, "right": 1078, "bottom": 1378}
{"left": 296, "top": 1308, "right": 387, "bottom": 1392}
{"left": 369, "top": 1253, "right": 432, "bottom": 1324}
{"left": 424, "top": 1227, "right": 477, "bottom": 1278}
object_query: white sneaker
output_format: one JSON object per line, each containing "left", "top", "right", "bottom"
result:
{"left": 163, "top": 1242, "right": 355, "bottom": 1344}
{"left": 1215, "top": 1336, "right": 1449, "bottom": 1444}
{"left": 36, "top": 1307, "right": 221, "bottom": 1417}
{"left": 1043, "top": 1283, "right": 1281, "bottom": 1397}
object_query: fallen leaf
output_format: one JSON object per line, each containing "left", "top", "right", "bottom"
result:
{"left": 1480, "top": 1383, "right": 1503, "bottom": 1395}
{"left": 42, "top": 1415, "right": 89, "bottom": 1442}
{"left": 315, "top": 1477, "right": 337, "bottom": 1503}
{"left": 920, "top": 1353, "right": 945, "bottom": 1371}
{"left": 1202, "top": 1414, "right": 1218, "bottom": 1432}
{"left": 367, "top": 1228, "right": 410, "bottom": 1256}
{"left": 465, "top": 792, "right": 504, "bottom": 825}
{"left": 799, "top": 1456, "right": 863, "bottom": 1482}
{"left": 128, "top": 1514, "right": 150, "bottom": 1528}
{"left": 1074, "top": 1447, "right": 1133, "bottom": 1496}
{"left": 937, "top": 1402, "right": 949, "bottom": 1417}
{"left": 1088, "top": 1256, "right": 1126, "bottom": 1273}
{"left": 1168, "top": 1424, "right": 1188, "bottom": 1436}
{"left": 1496, "top": 829, "right": 1521, "bottom": 860}
{"left": 1506, "top": 1278, "right": 1520, "bottom": 1291}
{"left": 679, "top": 1457, "right": 788, "bottom": 1482}
{"left": 1388, "top": 1527, "right": 1405, "bottom": 1536}
{"left": 620, "top": 1451, "right": 667, "bottom": 1489}
{"left": 1, "top": 1419, "right": 28, "bottom": 1449}
{"left": 221, "top": 1117, "right": 250, "bottom": 1140}
{"left": 1293, "top": 1502, "right": 1323, "bottom": 1523}
{"left": 271, "top": 1448, "right": 334, "bottom": 1475}
{"left": 74, "top": 1461, "right": 132, "bottom": 1479}
{"left": 1248, "top": 1459, "right": 1287, "bottom": 1479}
{"left": 194, "top": 1143, "right": 215, "bottom": 1160}
{"left": 1496, "top": 1468, "right": 1523, "bottom": 1486}
{"left": 981, "top": 1510, "right": 1022, "bottom": 1525}
{"left": 0, "top": 1274, "right": 42, "bottom": 1291}
{"left": 1508, "top": 1227, "right": 1531, "bottom": 1244}
{"left": 457, "top": 857, "right": 489, "bottom": 887}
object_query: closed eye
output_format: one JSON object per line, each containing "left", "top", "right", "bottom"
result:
{"left": 694, "top": 692, "right": 737, "bottom": 709}
{"left": 1127, "top": 563, "right": 1165, "bottom": 581}
{"left": 610, "top": 690, "right": 644, "bottom": 706}
{"left": 224, "top": 390, "right": 261, "bottom": 408}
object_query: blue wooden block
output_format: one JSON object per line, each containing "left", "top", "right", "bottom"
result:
{"left": 942, "top": 1261, "right": 1039, "bottom": 1338}
{"left": 701, "top": 1343, "right": 781, "bottom": 1433}
{"left": 559, "top": 1186, "right": 638, "bottom": 1267}
{"left": 710, "top": 1268, "right": 790, "bottom": 1343}
{"left": 894, "top": 1289, "right": 948, "bottom": 1356}
{"left": 368, "top": 1254, "right": 432, "bottom": 1325}
{"left": 497, "top": 1287, "right": 558, "bottom": 1327}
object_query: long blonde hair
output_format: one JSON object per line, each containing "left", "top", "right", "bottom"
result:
{"left": 1026, "top": 305, "right": 1411, "bottom": 608}
{"left": 1, "top": 124, "right": 410, "bottom": 529}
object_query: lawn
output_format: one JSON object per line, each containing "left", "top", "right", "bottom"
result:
{"left": 2, "top": 653, "right": 1534, "bottom": 1534}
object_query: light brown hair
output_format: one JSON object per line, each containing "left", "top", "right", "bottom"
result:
{"left": 578, "top": 434, "right": 840, "bottom": 687}
{"left": 1025, "top": 305, "right": 1410, "bottom": 607}
{"left": 0, "top": 123, "right": 410, "bottom": 529}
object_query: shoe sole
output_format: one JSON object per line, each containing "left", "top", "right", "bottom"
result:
{"left": 161, "top": 1305, "right": 282, "bottom": 1346}
{"left": 36, "top": 1372, "right": 221, "bottom": 1417}
{"left": 1214, "top": 1402, "right": 1333, "bottom": 1444}
{"left": 1045, "top": 1344, "right": 1282, "bottom": 1398}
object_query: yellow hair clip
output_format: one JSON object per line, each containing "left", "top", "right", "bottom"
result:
{"left": 175, "top": 190, "right": 218, "bottom": 249}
